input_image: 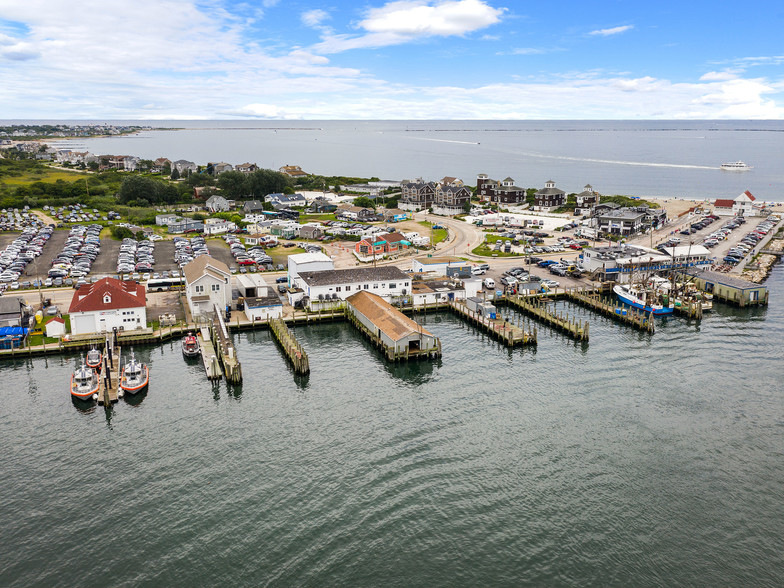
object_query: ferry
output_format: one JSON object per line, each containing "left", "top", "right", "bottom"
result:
{"left": 120, "top": 351, "right": 149, "bottom": 395}
{"left": 85, "top": 345, "right": 103, "bottom": 371}
{"left": 70, "top": 359, "right": 100, "bottom": 401}
{"left": 614, "top": 284, "right": 675, "bottom": 316}
{"left": 181, "top": 332, "right": 200, "bottom": 358}
{"left": 720, "top": 161, "right": 751, "bottom": 171}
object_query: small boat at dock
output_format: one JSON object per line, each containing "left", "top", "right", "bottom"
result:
{"left": 614, "top": 283, "right": 675, "bottom": 316}
{"left": 85, "top": 345, "right": 103, "bottom": 371}
{"left": 70, "top": 359, "right": 99, "bottom": 401}
{"left": 120, "top": 351, "right": 149, "bottom": 395}
{"left": 181, "top": 332, "right": 200, "bottom": 358}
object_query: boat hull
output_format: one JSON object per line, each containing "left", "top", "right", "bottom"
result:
{"left": 614, "top": 286, "right": 674, "bottom": 316}
{"left": 70, "top": 374, "right": 99, "bottom": 400}
{"left": 120, "top": 365, "right": 149, "bottom": 395}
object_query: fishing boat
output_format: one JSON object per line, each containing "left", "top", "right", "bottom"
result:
{"left": 70, "top": 358, "right": 99, "bottom": 401}
{"left": 614, "top": 283, "right": 675, "bottom": 316}
{"left": 119, "top": 351, "right": 149, "bottom": 395}
{"left": 720, "top": 161, "right": 751, "bottom": 171}
{"left": 85, "top": 345, "right": 103, "bottom": 371}
{"left": 181, "top": 332, "right": 200, "bottom": 358}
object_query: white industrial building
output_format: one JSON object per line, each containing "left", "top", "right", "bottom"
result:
{"left": 286, "top": 251, "right": 334, "bottom": 286}
{"left": 236, "top": 274, "right": 283, "bottom": 321}
{"left": 290, "top": 266, "right": 411, "bottom": 309}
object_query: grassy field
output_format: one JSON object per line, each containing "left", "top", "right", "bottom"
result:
{"left": 471, "top": 243, "right": 522, "bottom": 257}
{"left": 417, "top": 221, "right": 447, "bottom": 245}
{"left": 0, "top": 167, "right": 87, "bottom": 186}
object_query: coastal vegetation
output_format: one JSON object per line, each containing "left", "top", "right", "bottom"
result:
{"left": 417, "top": 221, "right": 447, "bottom": 244}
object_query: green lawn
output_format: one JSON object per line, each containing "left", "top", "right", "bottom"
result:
{"left": 417, "top": 221, "right": 447, "bottom": 245}
{"left": 471, "top": 243, "right": 522, "bottom": 257}
{"left": 0, "top": 167, "right": 87, "bottom": 186}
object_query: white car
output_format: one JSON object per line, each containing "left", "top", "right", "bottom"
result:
{"left": 149, "top": 234, "right": 163, "bottom": 241}
{"left": 471, "top": 267, "right": 486, "bottom": 276}
{"left": 541, "top": 279, "right": 560, "bottom": 289}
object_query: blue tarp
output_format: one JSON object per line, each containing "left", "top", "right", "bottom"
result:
{"left": 0, "top": 326, "right": 28, "bottom": 337}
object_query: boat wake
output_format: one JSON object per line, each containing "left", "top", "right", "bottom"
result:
{"left": 518, "top": 151, "right": 718, "bottom": 170}
{"left": 412, "top": 137, "right": 481, "bottom": 146}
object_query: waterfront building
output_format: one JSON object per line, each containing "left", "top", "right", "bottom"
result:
{"left": 173, "top": 159, "right": 198, "bottom": 175}
{"left": 476, "top": 173, "right": 527, "bottom": 205}
{"left": 183, "top": 256, "right": 231, "bottom": 317}
{"left": 596, "top": 208, "right": 646, "bottom": 236}
{"left": 68, "top": 277, "right": 147, "bottom": 335}
{"left": 534, "top": 180, "right": 566, "bottom": 210}
{"left": 287, "top": 251, "right": 334, "bottom": 287}
{"left": 279, "top": 164, "right": 308, "bottom": 177}
{"left": 682, "top": 269, "right": 768, "bottom": 306}
{"left": 0, "top": 296, "right": 25, "bottom": 327}
{"left": 236, "top": 275, "right": 283, "bottom": 321}
{"left": 290, "top": 266, "right": 411, "bottom": 309}
{"left": 399, "top": 180, "right": 437, "bottom": 211}
{"left": 575, "top": 184, "right": 600, "bottom": 215}
{"left": 345, "top": 290, "right": 439, "bottom": 355}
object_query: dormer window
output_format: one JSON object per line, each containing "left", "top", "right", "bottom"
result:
{"left": 103, "top": 293, "right": 111, "bottom": 304}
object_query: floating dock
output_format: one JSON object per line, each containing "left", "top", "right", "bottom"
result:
{"left": 212, "top": 304, "right": 242, "bottom": 383}
{"left": 197, "top": 327, "right": 222, "bottom": 380}
{"left": 269, "top": 318, "right": 310, "bottom": 374}
{"left": 97, "top": 339, "right": 120, "bottom": 405}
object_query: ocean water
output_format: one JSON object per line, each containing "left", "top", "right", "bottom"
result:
{"left": 21, "top": 119, "right": 784, "bottom": 201}
{"left": 1, "top": 266, "right": 783, "bottom": 587}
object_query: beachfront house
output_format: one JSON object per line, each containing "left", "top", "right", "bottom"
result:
{"left": 68, "top": 277, "right": 147, "bottom": 335}
{"left": 534, "top": 180, "right": 566, "bottom": 210}
{"left": 476, "top": 174, "right": 527, "bottom": 204}
{"left": 575, "top": 184, "right": 600, "bottom": 215}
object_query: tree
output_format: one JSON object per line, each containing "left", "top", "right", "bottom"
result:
{"left": 162, "top": 161, "right": 171, "bottom": 176}
{"left": 246, "top": 168, "right": 291, "bottom": 199}
{"left": 88, "top": 161, "right": 99, "bottom": 172}
{"left": 216, "top": 171, "right": 248, "bottom": 199}
{"left": 353, "top": 196, "right": 375, "bottom": 209}
{"left": 171, "top": 167, "right": 180, "bottom": 180}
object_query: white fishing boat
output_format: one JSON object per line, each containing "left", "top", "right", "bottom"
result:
{"left": 85, "top": 345, "right": 103, "bottom": 371}
{"left": 70, "top": 359, "right": 99, "bottom": 401}
{"left": 120, "top": 351, "right": 149, "bottom": 395}
{"left": 720, "top": 161, "right": 751, "bottom": 171}
{"left": 614, "top": 283, "right": 675, "bottom": 316}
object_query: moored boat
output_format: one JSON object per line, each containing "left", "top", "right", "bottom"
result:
{"left": 720, "top": 160, "right": 751, "bottom": 171}
{"left": 70, "top": 359, "right": 99, "bottom": 401}
{"left": 181, "top": 332, "right": 200, "bottom": 358}
{"left": 120, "top": 351, "right": 149, "bottom": 395}
{"left": 614, "top": 284, "right": 675, "bottom": 316}
{"left": 86, "top": 345, "right": 103, "bottom": 371}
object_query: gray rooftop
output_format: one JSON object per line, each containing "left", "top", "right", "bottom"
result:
{"left": 298, "top": 266, "right": 408, "bottom": 287}
{"left": 685, "top": 269, "right": 767, "bottom": 291}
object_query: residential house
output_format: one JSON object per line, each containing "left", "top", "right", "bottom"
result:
{"left": 167, "top": 219, "right": 204, "bottom": 234}
{"left": 207, "top": 162, "right": 233, "bottom": 176}
{"left": 299, "top": 225, "right": 325, "bottom": 240}
{"left": 243, "top": 200, "right": 266, "bottom": 214}
{"left": 382, "top": 208, "right": 409, "bottom": 222}
{"left": 155, "top": 213, "right": 179, "bottom": 226}
{"left": 433, "top": 181, "right": 471, "bottom": 216}
{"left": 336, "top": 205, "right": 378, "bottom": 221}
{"left": 183, "top": 255, "right": 231, "bottom": 317}
{"left": 268, "top": 193, "right": 307, "bottom": 209}
{"left": 279, "top": 164, "right": 308, "bottom": 177}
{"left": 235, "top": 162, "right": 258, "bottom": 174}
{"left": 205, "top": 195, "right": 231, "bottom": 212}
{"left": 476, "top": 174, "right": 527, "bottom": 204}
{"left": 399, "top": 180, "right": 437, "bottom": 211}
{"left": 203, "top": 218, "right": 235, "bottom": 235}
{"left": 68, "top": 277, "right": 147, "bottom": 335}
{"left": 153, "top": 157, "right": 171, "bottom": 172}
{"left": 310, "top": 197, "right": 337, "bottom": 213}
{"left": 575, "top": 184, "right": 600, "bottom": 215}
{"left": 354, "top": 232, "right": 410, "bottom": 258}
{"left": 534, "top": 180, "right": 566, "bottom": 210}
{"left": 173, "top": 159, "right": 198, "bottom": 175}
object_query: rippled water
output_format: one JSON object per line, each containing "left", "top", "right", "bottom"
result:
{"left": 2, "top": 268, "right": 783, "bottom": 587}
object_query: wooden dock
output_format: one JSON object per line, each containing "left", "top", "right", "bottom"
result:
{"left": 504, "top": 294, "right": 589, "bottom": 341}
{"left": 197, "top": 328, "right": 222, "bottom": 380}
{"left": 97, "top": 339, "right": 120, "bottom": 405}
{"left": 564, "top": 287, "right": 655, "bottom": 334}
{"left": 269, "top": 318, "right": 310, "bottom": 374}
{"left": 211, "top": 304, "right": 242, "bottom": 384}
{"left": 447, "top": 300, "right": 537, "bottom": 347}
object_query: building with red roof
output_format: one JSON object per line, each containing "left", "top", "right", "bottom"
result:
{"left": 68, "top": 277, "right": 147, "bottom": 335}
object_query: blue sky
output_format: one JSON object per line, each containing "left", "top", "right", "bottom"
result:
{"left": 1, "top": 0, "right": 783, "bottom": 119}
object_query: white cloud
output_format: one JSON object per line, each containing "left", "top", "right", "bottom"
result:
{"left": 302, "top": 9, "right": 330, "bottom": 28}
{"left": 314, "top": 0, "right": 505, "bottom": 53}
{"left": 700, "top": 71, "right": 737, "bottom": 81}
{"left": 589, "top": 25, "right": 634, "bottom": 37}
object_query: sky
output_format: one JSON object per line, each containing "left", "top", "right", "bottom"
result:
{"left": 1, "top": 0, "right": 784, "bottom": 119}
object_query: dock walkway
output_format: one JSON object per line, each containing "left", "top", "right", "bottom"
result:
{"left": 504, "top": 294, "right": 589, "bottom": 341}
{"left": 447, "top": 300, "right": 537, "bottom": 347}
{"left": 269, "top": 318, "right": 310, "bottom": 374}
{"left": 97, "top": 339, "right": 120, "bottom": 405}
{"left": 197, "top": 328, "right": 222, "bottom": 380}
{"left": 564, "top": 287, "right": 655, "bottom": 333}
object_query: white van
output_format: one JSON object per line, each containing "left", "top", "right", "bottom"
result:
{"left": 483, "top": 277, "right": 495, "bottom": 289}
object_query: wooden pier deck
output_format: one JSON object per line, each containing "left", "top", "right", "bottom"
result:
{"left": 269, "top": 318, "right": 310, "bottom": 374}
{"left": 564, "top": 287, "right": 655, "bottom": 333}
{"left": 97, "top": 340, "right": 120, "bottom": 405}
{"left": 197, "top": 328, "right": 222, "bottom": 380}
{"left": 504, "top": 294, "right": 589, "bottom": 341}
{"left": 447, "top": 300, "right": 537, "bottom": 347}
{"left": 212, "top": 304, "right": 242, "bottom": 384}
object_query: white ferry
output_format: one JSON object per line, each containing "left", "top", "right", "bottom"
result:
{"left": 720, "top": 161, "right": 751, "bottom": 171}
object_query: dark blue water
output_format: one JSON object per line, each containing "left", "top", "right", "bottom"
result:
{"left": 1, "top": 266, "right": 783, "bottom": 587}
{"left": 16, "top": 119, "right": 784, "bottom": 201}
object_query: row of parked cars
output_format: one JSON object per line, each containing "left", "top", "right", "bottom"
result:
{"left": 174, "top": 236, "right": 209, "bottom": 268}
{"left": 0, "top": 225, "right": 54, "bottom": 286}
{"left": 43, "top": 204, "right": 121, "bottom": 224}
{"left": 680, "top": 214, "right": 719, "bottom": 236}
{"left": 117, "top": 237, "right": 155, "bottom": 274}
{"left": 223, "top": 234, "right": 274, "bottom": 271}
{"left": 722, "top": 218, "right": 777, "bottom": 265}
{"left": 48, "top": 224, "right": 102, "bottom": 288}
{"left": 0, "top": 208, "right": 46, "bottom": 232}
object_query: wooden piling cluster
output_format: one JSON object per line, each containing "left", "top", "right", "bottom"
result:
{"left": 674, "top": 299, "right": 703, "bottom": 320}
{"left": 564, "top": 287, "right": 655, "bottom": 334}
{"left": 504, "top": 294, "right": 589, "bottom": 342}
{"left": 97, "top": 338, "right": 120, "bottom": 405}
{"left": 269, "top": 318, "right": 310, "bottom": 374}
{"left": 447, "top": 300, "right": 537, "bottom": 347}
{"left": 211, "top": 305, "right": 242, "bottom": 384}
